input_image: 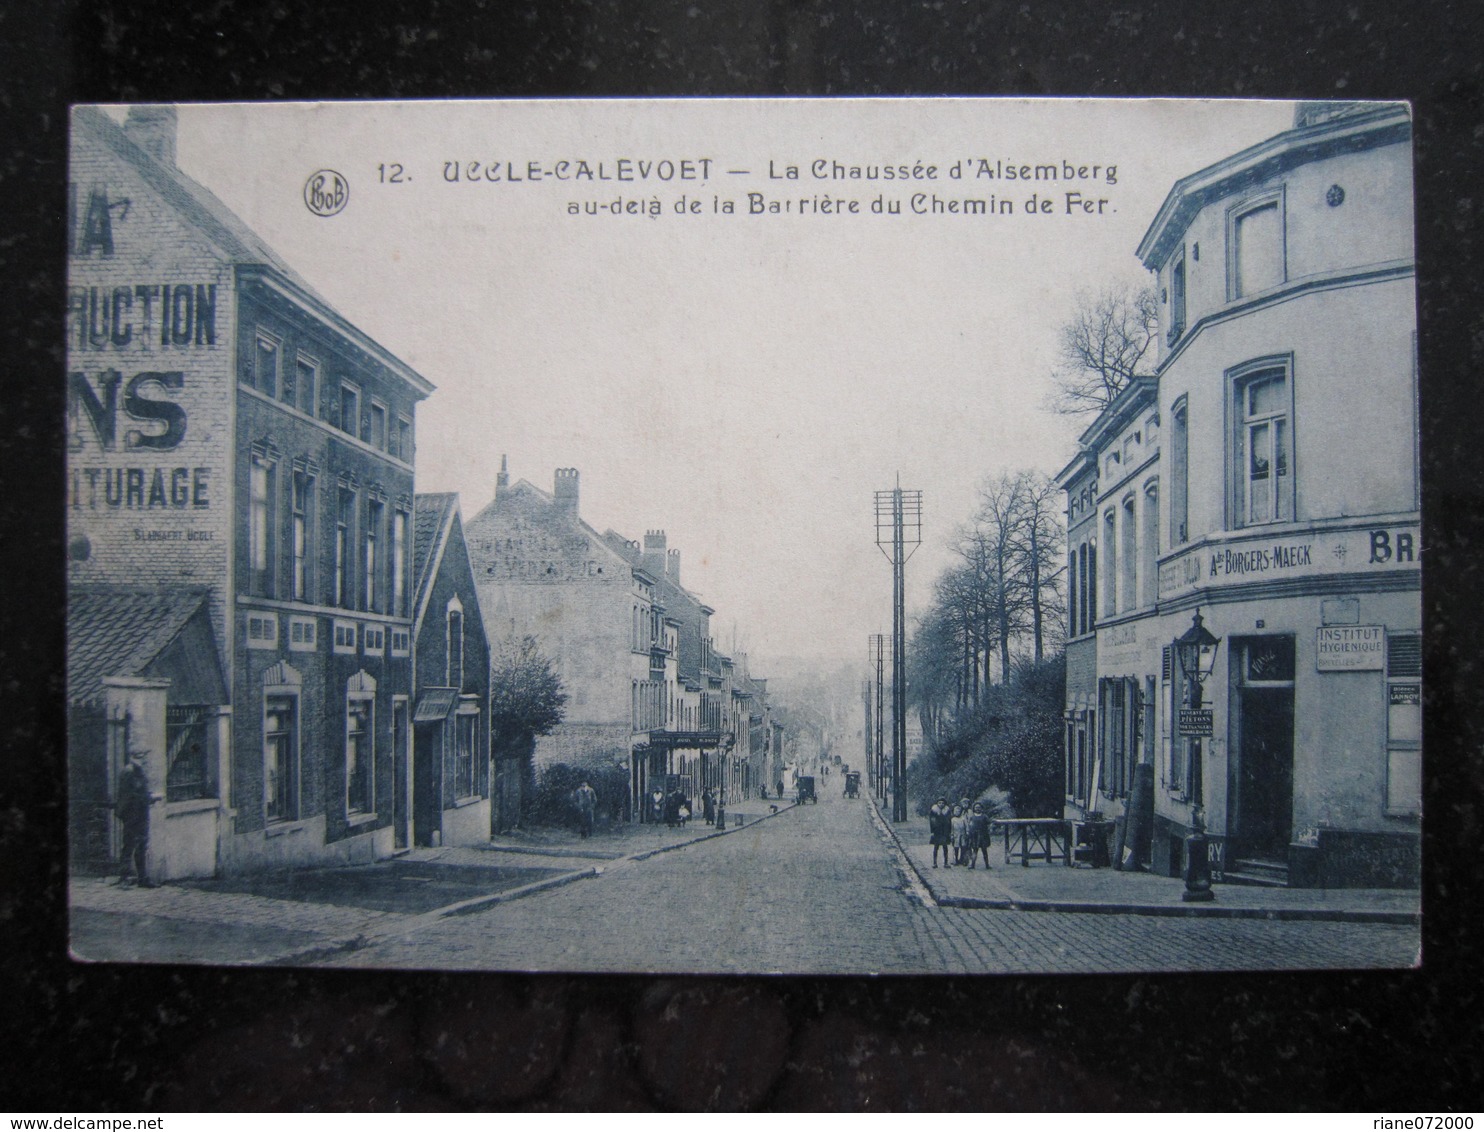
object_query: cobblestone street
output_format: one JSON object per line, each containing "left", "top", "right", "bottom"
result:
{"left": 323, "top": 789, "right": 1419, "bottom": 975}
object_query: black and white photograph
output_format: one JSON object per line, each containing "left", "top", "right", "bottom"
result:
{"left": 65, "top": 97, "right": 1422, "bottom": 976}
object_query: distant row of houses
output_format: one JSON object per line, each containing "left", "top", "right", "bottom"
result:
{"left": 466, "top": 463, "right": 783, "bottom": 818}
{"left": 65, "top": 105, "right": 776, "bottom": 880}
{"left": 1056, "top": 102, "right": 1420, "bottom": 889}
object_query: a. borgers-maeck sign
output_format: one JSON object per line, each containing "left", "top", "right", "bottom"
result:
{"left": 1158, "top": 524, "right": 1420, "bottom": 600}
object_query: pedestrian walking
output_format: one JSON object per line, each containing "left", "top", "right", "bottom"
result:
{"left": 967, "top": 802, "right": 992, "bottom": 869}
{"left": 928, "top": 797, "right": 953, "bottom": 868}
{"left": 951, "top": 804, "right": 968, "bottom": 865}
{"left": 664, "top": 788, "right": 683, "bottom": 828}
{"left": 702, "top": 787, "right": 716, "bottom": 826}
{"left": 114, "top": 748, "right": 156, "bottom": 888}
{"left": 574, "top": 780, "right": 598, "bottom": 839}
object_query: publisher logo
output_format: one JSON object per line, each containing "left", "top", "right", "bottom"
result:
{"left": 304, "top": 170, "right": 349, "bottom": 217}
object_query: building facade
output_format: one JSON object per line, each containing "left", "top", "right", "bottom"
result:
{"left": 67, "top": 106, "right": 432, "bottom": 878}
{"left": 411, "top": 494, "right": 492, "bottom": 847}
{"left": 1061, "top": 102, "right": 1420, "bottom": 888}
{"left": 464, "top": 463, "right": 770, "bottom": 819}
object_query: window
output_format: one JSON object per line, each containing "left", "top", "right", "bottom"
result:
{"left": 1104, "top": 452, "right": 1120, "bottom": 479}
{"left": 369, "top": 401, "right": 387, "bottom": 451}
{"left": 165, "top": 704, "right": 211, "bottom": 802}
{"left": 447, "top": 602, "right": 465, "bottom": 690}
{"left": 249, "top": 458, "right": 275, "bottom": 597}
{"left": 1170, "top": 399, "right": 1189, "bottom": 545}
{"left": 1068, "top": 549, "right": 1078, "bottom": 637}
{"left": 346, "top": 695, "right": 374, "bottom": 815}
{"left": 1102, "top": 511, "right": 1117, "bottom": 617}
{"left": 1145, "top": 413, "right": 1160, "bottom": 450}
{"left": 1142, "top": 483, "right": 1160, "bottom": 607}
{"left": 390, "top": 627, "right": 411, "bottom": 656}
{"left": 295, "top": 356, "right": 318, "bottom": 416}
{"left": 335, "top": 489, "right": 354, "bottom": 608}
{"left": 455, "top": 711, "right": 476, "bottom": 799}
{"left": 1234, "top": 365, "right": 1293, "bottom": 527}
{"left": 291, "top": 470, "right": 312, "bottom": 601}
{"left": 365, "top": 499, "right": 384, "bottom": 612}
{"left": 396, "top": 416, "right": 413, "bottom": 463}
{"left": 1121, "top": 496, "right": 1138, "bottom": 612}
{"left": 1386, "top": 633, "right": 1422, "bottom": 816}
{"left": 332, "top": 619, "right": 358, "bottom": 655}
{"left": 1168, "top": 249, "right": 1187, "bottom": 343}
{"left": 1101, "top": 678, "right": 1139, "bottom": 799}
{"left": 265, "top": 693, "right": 298, "bottom": 822}
{"left": 1086, "top": 541, "right": 1097, "bottom": 632}
{"left": 1230, "top": 194, "right": 1285, "bottom": 299}
{"left": 288, "top": 615, "right": 317, "bottom": 651}
{"left": 339, "top": 382, "right": 360, "bottom": 438}
{"left": 254, "top": 333, "right": 279, "bottom": 397}
{"left": 392, "top": 510, "right": 409, "bottom": 617}
{"left": 246, "top": 613, "right": 278, "bottom": 649}
{"left": 363, "top": 625, "right": 385, "bottom": 655}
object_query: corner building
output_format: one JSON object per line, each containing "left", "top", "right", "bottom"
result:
{"left": 1123, "top": 102, "right": 1420, "bottom": 887}
{"left": 67, "top": 106, "right": 432, "bottom": 877}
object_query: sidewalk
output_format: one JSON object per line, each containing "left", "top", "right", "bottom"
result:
{"left": 871, "top": 795, "right": 1421, "bottom": 924}
{"left": 69, "top": 799, "right": 796, "bottom": 967}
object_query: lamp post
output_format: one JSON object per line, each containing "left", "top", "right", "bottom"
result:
{"left": 1175, "top": 609, "right": 1221, "bottom": 902}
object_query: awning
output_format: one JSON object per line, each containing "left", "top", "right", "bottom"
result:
{"left": 414, "top": 688, "right": 459, "bottom": 722}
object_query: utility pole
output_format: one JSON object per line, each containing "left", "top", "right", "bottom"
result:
{"left": 868, "top": 632, "right": 886, "bottom": 801}
{"left": 875, "top": 479, "right": 921, "bottom": 822}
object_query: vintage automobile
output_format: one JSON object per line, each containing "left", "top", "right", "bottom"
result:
{"left": 844, "top": 771, "right": 861, "bottom": 798}
{"left": 796, "top": 775, "right": 817, "bottom": 805}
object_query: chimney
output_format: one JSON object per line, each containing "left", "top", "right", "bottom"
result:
{"left": 495, "top": 454, "right": 509, "bottom": 501}
{"left": 666, "top": 547, "right": 681, "bottom": 584}
{"left": 124, "top": 104, "right": 178, "bottom": 167}
{"left": 642, "top": 529, "right": 667, "bottom": 579}
{"left": 553, "top": 467, "right": 579, "bottom": 518}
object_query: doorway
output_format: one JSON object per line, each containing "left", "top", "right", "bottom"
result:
{"left": 1232, "top": 636, "right": 1296, "bottom": 861}
{"left": 413, "top": 722, "right": 440, "bottom": 847}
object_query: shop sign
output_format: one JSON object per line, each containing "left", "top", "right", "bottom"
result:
{"left": 1178, "top": 709, "right": 1213, "bottom": 736}
{"left": 1158, "top": 525, "right": 1420, "bottom": 600}
{"left": 1388, "top": 683, "right": 1420, "bottom": 706}
{"left": 1316, "top": 625, "right": 1385, "bottom": 671}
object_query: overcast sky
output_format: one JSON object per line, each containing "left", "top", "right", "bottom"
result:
{"left": 158, "top": 98, "right": 1296, "bottom": 669}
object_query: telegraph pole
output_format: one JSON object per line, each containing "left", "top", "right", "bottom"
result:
{"left": 875, "top": 479, "right": 921, "bottom": 822}
{"left": 868, "top": 633, "right": 886, "bottom": 800}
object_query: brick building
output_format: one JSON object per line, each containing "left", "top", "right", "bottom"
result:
{"left": 411, "top": 494, "right": 492, "bottom": 847}
{"left": 67, "top": 105, "right": 432, "bottom": 877}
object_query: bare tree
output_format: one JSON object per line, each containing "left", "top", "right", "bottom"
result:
{"left": 1007, "top": 470, "right": 1067, "bottom": 661}
{"left": 973, "top": 472, "right": 1031, "bottom": 685}
{"left": 1046, "top": 284, "right": 1159, "bottom": 416}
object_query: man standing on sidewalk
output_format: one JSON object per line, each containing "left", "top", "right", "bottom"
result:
{"left": 574, "top": 780, "right": 598, "bottom": 839}
{"left": 115, "top": 748, "right": 156, "bottom": 888}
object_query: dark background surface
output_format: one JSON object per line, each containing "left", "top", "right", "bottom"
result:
{"left": 3, "top": 0, "right": 1482, "bottom": 1111}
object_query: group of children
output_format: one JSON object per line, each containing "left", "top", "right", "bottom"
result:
{"left": 927, "top": 796, "right": 992, "bottom": 869}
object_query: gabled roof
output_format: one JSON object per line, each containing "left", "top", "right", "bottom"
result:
{"left": 413, "top": 492, "right": 459, "bottom": 620}
{"left": 72, "top": 106, "right": 434, "bottom": 398}
{"left": 67, "top": 585, "right": 216, "bottom": 708}
{"left": 468, "top": 479, "right": 637, "bottom": 574}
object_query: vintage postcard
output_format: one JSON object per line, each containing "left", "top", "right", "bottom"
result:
{"left": 66, "top": 98, "right": 1420, "bottom": 974}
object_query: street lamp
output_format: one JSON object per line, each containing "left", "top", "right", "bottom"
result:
{"left": 1174, "top": 609, "right": 1221, "bottom": 902}
{"left": 1175, "top": 609, "right": 1220, "bottom": 686}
